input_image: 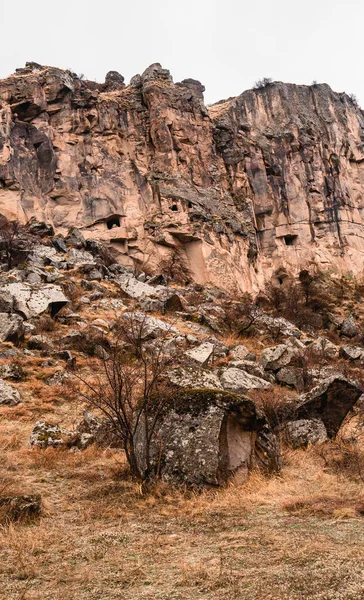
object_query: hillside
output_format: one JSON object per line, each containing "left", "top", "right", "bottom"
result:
{"left": 0, "top": 63, "right": 364, "bottom": 600}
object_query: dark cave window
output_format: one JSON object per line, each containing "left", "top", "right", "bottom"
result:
{"left": 170, "top": 204, "right": 178, "bottom": 212}
{"left": 188, "top": 202, "right": 193, "bottom": 209}
{"left": 0, "top": 179, "right": 5, "bottom": 189}
{"left": 283, "top": 234, "right": 298, "bottom": 246}
{"left": 278, "top": 277, "right": 284, "bottom": 285}
{"left": 107, "top": 216, "right": 121, "bottom": 229}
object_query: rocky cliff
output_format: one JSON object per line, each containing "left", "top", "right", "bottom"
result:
{"left": 1, "top": 62, "right": 364, "bottom": 292}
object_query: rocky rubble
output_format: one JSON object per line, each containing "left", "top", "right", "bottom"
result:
{"left": 0, "top": 222, "right": 363, "bottom": 487}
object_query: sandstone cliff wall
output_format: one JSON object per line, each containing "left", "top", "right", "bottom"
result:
{"left": 1, "top": 62, "right": 363, "bottom": 292}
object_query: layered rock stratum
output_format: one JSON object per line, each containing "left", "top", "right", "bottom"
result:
{"left": 1, "top": 62, "right": 364, "bottom": 292}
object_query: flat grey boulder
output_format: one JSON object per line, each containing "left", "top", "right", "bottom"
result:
{"left": 309, "top": 337, "right": 339, "bottom": 359}
{"left": 220, "top": 367, "right": 271, "bottom": 393}
{"left": 67, "top": 248, "right": 95, "bottom": 265}
{"left": 29, "top": 245, "right": 60, "bottom": 266}
{"left": 231, "top": 344, "right": 255, "bottom": 361}
{"left": 122, "top": 311, "right": 179, "bottom": 339}
{"left": 256, "top": 312, "right": 302, "bottom": 338}
{"left": 1, "top": 283, "right": 68, "bottom": 319}
{"left": 167, "top": 366, "right": 223, "bottom": 390}
{"left": 339, "top": 345, "right": 364, "bottom": 361}
{"left": 229, "top": 359, "right": 275, "bottom": 383}
{"left": 0, "top": 313, "right": 24, "bottom": 343}
{"left": 0, "top": 379, "right": 21, "bottom": 405}
{"left": 260, "top": 344, "right": 295, "bottom": 371}
{"left": 185, "top": 342, "right": 215, "bottom": 367}
{"left": 283, "top": 418, "right": 327, "bottom": 448}
{"left": 116, "top": 273, "right": 167, "bottom": 300}
{"left": 116, "top": 273, "right": 183, "bottom": 312}
{"left": 28, "top": 335, "right": 55, "bottom": 352}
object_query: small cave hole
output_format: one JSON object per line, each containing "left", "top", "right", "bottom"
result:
{"left": 188, "top": 202, "right": 193, "bottom": 209}
{"left": 107, "top": 216, "right": 121, "bottom": 230}
{"left": 283, "top": 234, "right": 298, "bottom": 246}
{"left": 170, "top": 204, "right": 178, "bottom": 212}
{"left": 0, "top": 179, "right": 6, "bottom": 189}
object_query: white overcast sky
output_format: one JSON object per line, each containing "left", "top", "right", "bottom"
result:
{"left": 1, "top": 0, "right": 363, "bottom": 105}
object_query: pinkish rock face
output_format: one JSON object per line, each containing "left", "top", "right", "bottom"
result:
{"left": 1, "top": 65, "right": 364, "bottom": 293}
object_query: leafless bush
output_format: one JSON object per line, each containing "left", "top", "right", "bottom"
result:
{"left": 159, "top": 247, "right": 192, "bottom": 285}
{"left": 221, "top": 294, "right": 259, "bottom": 336}
{"left": 0, "top": 221, "right": 34, "bottom": 270}
{"left": 72, "top": 313, "right": 179, "bottom": 480}
{"left": 251, "top": 388, "right": 296, "bottom": 430}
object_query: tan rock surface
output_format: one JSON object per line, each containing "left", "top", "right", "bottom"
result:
{"left": 1, "top": 64, "right": 364, "bottom": 292}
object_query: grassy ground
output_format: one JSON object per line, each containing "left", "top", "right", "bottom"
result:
{"left": 1, "top": 290, "right": 363, "bottom": 600}
{"left": 1, "top": 423, "right": 364, "bottom": 600}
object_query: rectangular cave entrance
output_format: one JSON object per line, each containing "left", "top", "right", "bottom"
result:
{"left": 283, "top": 234, "right": 298, "bottom": 246}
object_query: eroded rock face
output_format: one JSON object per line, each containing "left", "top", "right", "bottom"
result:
{"left": 294, "top": 377, "right": 363, "bottom": 436}
{"left": 1, "top": 66, "right": 364, "bottom": 292}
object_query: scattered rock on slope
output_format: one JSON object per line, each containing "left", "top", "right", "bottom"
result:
{"left": 0, "top": 379, "right": 21, "bottom": 405}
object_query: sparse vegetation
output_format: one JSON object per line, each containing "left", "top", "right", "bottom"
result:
{"left": 158, "top": 246, "right": 192, "bottom": 284}
{"left": 253, "top": 77, "right": 273, "bottom": 89}
{"left": 72, "top": 313, "right": 178, "bottom": 480}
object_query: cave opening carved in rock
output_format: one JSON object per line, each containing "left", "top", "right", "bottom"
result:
{"left": 106, "top": 216, "right": 121, "bottom": 230}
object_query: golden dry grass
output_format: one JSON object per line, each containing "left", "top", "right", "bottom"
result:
{"left": 1, "top": 304, "right": 364, "bottom": 599}
{"left": 1, "top": 414, "right": 364, "bottom": 600}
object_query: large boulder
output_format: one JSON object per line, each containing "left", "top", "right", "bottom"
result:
{"left": 166, "top": 366, "right": 222, "bottom": 390}
{"left": 0, "top": 379, "right": 21, "bottom": 405}
{"left": 229, "top": 359, "right": 275, "bottom": 383}
{"left": 231, "top": 344, "right": 256, "bottom": 361}
{"left": 220, "top": 367, "right": 271, "bottom": 393}
{"left": 185, "top": 342, "right": 215, "bottom": 367}
{"left": 309, "top": 337, "right": 339, "bottom": 359}
{"left": 339, "top": 345, "right": 364, "bottom": 361}
{"left": 122, "top": 311, "right": 179, "bottom": 339}
{"left": 116, "top": 274, "right": 183, "bottom": 312}
{"left": 0, "top": 313, "right": 24, "bottom": 343}
{"left": 260, "top": 344, "right": 296, "bottom": 371}
{"left": 294, "top": 377, "right": 363, "bottom": 437}
{"left": 67, "top": 248, "right": 95, "bottom": 266}
{"left": 135, "top": 389, "right": 281, "bottom": 485}
{"left": 340, "top": 317, "right": 359, "bottom": 338}
{"left": 0, "top": 283, "right": 68, "bottom": 318}
{"left": 283, "top": 418, "right": 328, "bottom": 448}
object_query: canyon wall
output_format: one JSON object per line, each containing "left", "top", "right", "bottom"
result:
{"left": 1, "top": 62, "right": 364, "bottom": 292}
